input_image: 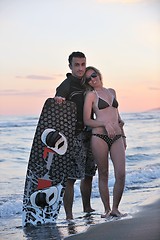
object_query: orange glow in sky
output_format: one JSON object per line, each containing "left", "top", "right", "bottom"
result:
{"left": 0, "top": 0, "right": 159, "bottom": 115}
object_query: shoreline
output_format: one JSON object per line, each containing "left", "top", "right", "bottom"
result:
{"left": 65, "top": 197, "right": 160, "bottom": 240}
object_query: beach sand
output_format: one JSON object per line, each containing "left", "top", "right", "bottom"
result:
{"left": 65, "top": 198, "right": 160, "bottom": 240}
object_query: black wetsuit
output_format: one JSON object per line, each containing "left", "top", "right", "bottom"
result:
{"left": 55, "top": 74, "right": 96, "bottom": 178}
{"left": 55, "top": 73, "right": 86, "bottom": 134}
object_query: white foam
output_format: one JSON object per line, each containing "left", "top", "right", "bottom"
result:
{"left": 0, "top": 199, "right": 22, "bottom": 218}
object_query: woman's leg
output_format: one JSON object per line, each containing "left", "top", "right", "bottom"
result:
{"left": 110, "top": 138, "right": 126, "bottom": 216}
{"left": 91, "top": 136, "right": 111, "bottom": 215}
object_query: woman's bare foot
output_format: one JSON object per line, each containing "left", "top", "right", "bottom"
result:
{"left": 101, "top": 210, "right": 111, "bottom": 218}
{"left": 110, "top": 209, "right": 127, "bottom": 217}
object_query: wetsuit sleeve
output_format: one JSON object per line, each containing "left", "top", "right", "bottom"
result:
{"left": 55, "top": 79, "right": 70, "bottom": 98}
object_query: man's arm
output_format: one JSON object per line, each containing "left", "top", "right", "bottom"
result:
{"left": 55, "top": 78, "right": 71, "bottom": 97}
{"left": 54, "top": 78, "right": 71, "bottom": 103}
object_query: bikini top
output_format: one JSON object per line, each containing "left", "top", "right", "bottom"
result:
{"left": 94, "top": 90, "right": 119, "bottom": 110}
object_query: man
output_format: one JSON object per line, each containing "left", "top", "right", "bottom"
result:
{"left": 54, "top": 51, "right": 96, "bottom": 220}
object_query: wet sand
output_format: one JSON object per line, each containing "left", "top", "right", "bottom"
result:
{"left": 65, "top": 198, "right": 160, "bottom": 240}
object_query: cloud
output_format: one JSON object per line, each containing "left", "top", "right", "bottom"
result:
{"left": 15, "top": 74, "right": 63, "bottom": 80}
{"left": 97, "top": 0, "right": 141, "bottom": 3}
{"left": 149, "top": 87, "right": 160, "bottom": 91}
{"left": 26, "top": 75, "right": 54, "bottom": 80}
{"left": 96, "top": 0, "right": 152, "bottom": 3}
{"left": 0, "top": 89, "right": 50, "bottom": 96}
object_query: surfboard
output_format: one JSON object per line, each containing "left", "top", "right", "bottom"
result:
{"left": 22, "top": 98, "right": 77, "bottom": 227}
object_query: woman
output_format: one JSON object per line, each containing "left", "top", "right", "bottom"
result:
{"left": 83, "top": 66, "right": 126, "bottom": 217}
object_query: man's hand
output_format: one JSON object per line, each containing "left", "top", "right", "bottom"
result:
{"left": 105, "top": 124, "right": 116, "bottom": 139}
{"left": 54, "top": 96, "right": 66, "bottom": 104}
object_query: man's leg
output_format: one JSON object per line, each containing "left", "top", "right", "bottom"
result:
{"left": 63, "top": 178, "right": 76, "bottom": 220}
{"left": 80, "top": 175, "right": 95, "bottom": 213}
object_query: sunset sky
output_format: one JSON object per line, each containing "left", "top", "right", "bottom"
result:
{"left": 0, "top": 0, "right": 159, "bottom": 116}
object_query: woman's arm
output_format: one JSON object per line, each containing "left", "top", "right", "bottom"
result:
{"left": 117, "top": 111, "right": 127, "bottom": 149}
{"left": 118, "top": 112, "right": 125, "bottom": 128}
{"left": 83, "top": 92, "right": 104, "bottom": 128}
{"left": 84, "top": 91, "right": 119, "bottom": 138}
{"left": 111, "top": 88, "right": 126, "bottom": 146}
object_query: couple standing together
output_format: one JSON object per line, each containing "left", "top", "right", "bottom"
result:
{"left": 54, "top": 51, "right": 126, "bottom": 220}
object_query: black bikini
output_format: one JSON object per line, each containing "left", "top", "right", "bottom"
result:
{"left": 92, "top": 134, "right": 122, "bottom": 150}
{"left": 93, "top": 90, "right": 121, "bottom": 149}
{"left": 98, "top": 96, "right": 118, "bottom": 110}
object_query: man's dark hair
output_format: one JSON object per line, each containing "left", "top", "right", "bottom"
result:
{"left": 68, "top": 51, "right": 86, "bottom": 65}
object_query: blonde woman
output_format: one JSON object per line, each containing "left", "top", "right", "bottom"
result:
{"left": 83, "top": 66, "right": 126, "bottom": 217}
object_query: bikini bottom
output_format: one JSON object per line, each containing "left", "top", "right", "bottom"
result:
{"left": 92, "top": 134, "right": 122, "bottom": 150}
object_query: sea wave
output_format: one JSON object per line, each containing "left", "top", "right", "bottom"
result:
{"left": 126, "top": 164, "right": 160, "bottom": 186}
{"left": 0, "top": 162, "right": 159, "bottom": 218}
{"left": 0, "top": 111, "right": 159, "bottom": 220}
{"left": 0, "top": 196, "right": 22, "bottom": 218}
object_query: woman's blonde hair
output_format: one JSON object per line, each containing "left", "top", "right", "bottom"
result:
{"left": 82, "top": 66, "right": 103, "bottom": 90}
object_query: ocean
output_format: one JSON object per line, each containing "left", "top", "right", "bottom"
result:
{"left": 0, "top": 110, "right": 160, "bottom": 240}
